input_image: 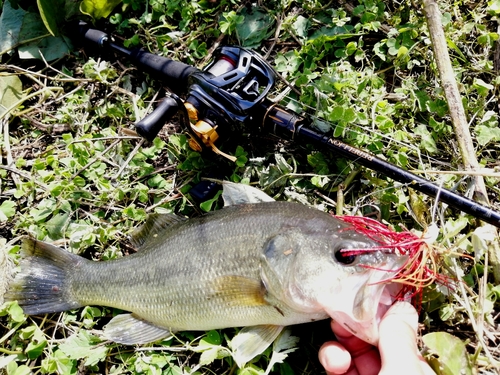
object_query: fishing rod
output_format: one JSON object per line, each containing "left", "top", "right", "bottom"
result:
{"left": 78, "top": 22, "right": 500, "bottom": 229}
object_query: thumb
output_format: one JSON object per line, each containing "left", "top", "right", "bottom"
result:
{"left": 378, "top": 302, "right": 425, "bottom": 375}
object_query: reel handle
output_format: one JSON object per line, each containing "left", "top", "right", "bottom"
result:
{"left": 135, "top": 96, "right": 180, "bottom": 141}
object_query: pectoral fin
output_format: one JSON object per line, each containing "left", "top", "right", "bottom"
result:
{"left": 104, "top": 313, "right": 173, "bottom": 345}
{"left": 229, "top": 325, "right": 284, "bottom": 367}
{"left": 212, "top": 275, "right": 268, "bottom": 307}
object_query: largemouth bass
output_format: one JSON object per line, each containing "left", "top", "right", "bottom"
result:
{"left": 6, "top": 183, "right": 406, "bottom": 365}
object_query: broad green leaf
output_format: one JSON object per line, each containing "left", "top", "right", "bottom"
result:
{"left": 442, "top": 216, "right": 469, "bottom": 242}
{"left": 423, "top": 332, "right": 472, "bottom": 375}
{"left": 41, "top": 349, "right": 77, "bottom": 374}
{"left": 200, "top": 191, "right": 222, "bottom": 212}
{"left": 59, "top": 331, "right": 108, "bottom": 367}
{"left": 46, "top": 212, "right": 70, "bottom": 239}
{"left": 235, "top": 145, "right": 248, "bottom": 168}
{"left": 328, "top": 106, "right": 345, "bottom": 122}
{"left": 473, "top": 78, "right": 494, "bottom": 97}
{"left": 80, "top": 0, "right": 123, "bottom": 20}
{"left": 292, "top": 15, "right": 310, "bottom": 41}
{"left": 26, "top": 338, "right": 48, "bottom": 359}
{"left": 30, "top": 198, "right": 57, "bottom": 222}
{"left": 148, "top": 174, "right": 168, "bottom": 189}
{"left": 446, "top": 39, "right": 467, "bottom": 61}
{"left": 488, "top": 0, "right": 500, "bottom": 14}
{"left": 275, "top": 154, "right": 293, "bottom": 174}
{"left": 239, "top": 364, "right": 265, "bottom": 375}
{"left": 0, "top": 200, "right": 16, "bottom": 222}
{"left": 19, "top": 325, "right": 37, "bottom": 340}
{"left": 11, "top": 364, "right": 31, "bottom": 375}
{"left": 427, "top": 99, "right": 448, "bottom": 117}
{"left": 17, "top": 11, "right": 48, "bottom": 42}
{"left": 236, "top": 8, "right": 274, "bottom": 48}
{"left": 441, "top": 12, "right": 452, "bottom": 26}
{"left": 274, "top": 51, "right": 301, "bottom": 74}
{"left": 1, "top": 302, "right": 27, "bottom": 323}
{"left": 343, "top": 107, "right": 357, "bottom": 123}
{"left": 199, "top": 348, "right": 220, "bottom": 365}
{"left": 307, "top": 152, "right": 329, "bottom": 175}
{"left": 0, "top": 355, "right": 17, "bottom": 369}
{"left": 308, "top": 25, "right": 354, "bottom": 41}
{"left": 220, "top": 11, "right": 245, "bottom": 34}
{"left": 122, "top": 205, "right": 147, "bottom": 221}
{"left": 260, "top": 164, "right": 287, "bottom": 188}
{"left": 0, "top": 2, "right": 71, "bottom": 61}
{"left": 409, "top": 190, "right": 429, "bottom": 225}
{"left": 0, "top": 0, "right": 26, "bottom": 55}
{"left": 471, "top": 225, "right": 498, "bottom": 261}
{"left": 312, "top": 118, "right": 331, "bottom": 133}
{"left": 476, "top": 124, "right": 500, "bottom": 146}
{"left": 37, "top": 0, "right": 65, "bottom": 36}
{"left": 414, "top": 124, "right": 437, "bottom": 154}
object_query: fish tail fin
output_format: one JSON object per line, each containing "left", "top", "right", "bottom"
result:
{"left": 5, "top": 237, "right": 84, "bottom": 315}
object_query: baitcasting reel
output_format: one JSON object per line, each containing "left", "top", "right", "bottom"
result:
{"left": 135, "top": 46, "right": 276, "bottom": 161}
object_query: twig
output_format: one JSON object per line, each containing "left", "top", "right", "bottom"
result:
{"left": 314, "top": 189, "right": 337, "bottom": 208}
{"left": 25, "top": 115, "right": 72, "bottom": 134}
{"left": 410, "top": 169, "right": 500, "bottom": 178}
{"left": 0, "top": 33, "right": 51, "bottom": 56}
{"left": 264, "top": 12, "right": 284, "bottom": 59}
{"left": 146, "top": 193, "right": 183, "bottom": 212}
{"left": 336, "top": 185, "right": 344, "bottom": 215}
{"left": 494, "top": 24, "right": 500, "bottom": 73}
{"left": 0, "top": 165, "right": 49, "bottom": 191}
{"left": 71, "top": 139, "right": 122, "bottom": 181}
{"left": 421, "top": 0, "right": 488, "bottom": 205}
{"left": 113, "top": 139, "right": 145, "bottom": 180}
{"left": 451, "top": 258, "right": 500, "bottom": 371}
{"left": 0, "top": 87, "right": 64, "bottom": 121}
{"left": 0, "top": 64, "right": 92, "bottom": 83}
{"left": 1, "top": 119, "right": 20, "bottom": 187}
{"left": 70, "top": 136, "right": 142, "bottom": 144}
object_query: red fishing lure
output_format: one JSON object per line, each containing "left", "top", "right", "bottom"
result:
{"left": 335, "top": 215, "right": 451, "bottom": 303}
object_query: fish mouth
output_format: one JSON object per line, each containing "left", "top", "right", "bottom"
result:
{"left": 322, "top": 256, "right": 407, "bottom": 345}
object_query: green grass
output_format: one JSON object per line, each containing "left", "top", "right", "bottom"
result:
{"left": 1, "top": 0, "right": 500, "bottom": 373}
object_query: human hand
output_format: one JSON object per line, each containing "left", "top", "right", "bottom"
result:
{"left": 318, "top": 301, "right": 435, "bottom": 375}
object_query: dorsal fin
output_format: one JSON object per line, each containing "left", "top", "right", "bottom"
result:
{"left": 130, "top": 214, "right": 187, "bottom": 249}
{"left": 222, "top": 181, "right": 275, "bottom": 206}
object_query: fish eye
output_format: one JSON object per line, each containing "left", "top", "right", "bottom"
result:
{"left": 334, "top": 249, "right": 357, "bottom": 265}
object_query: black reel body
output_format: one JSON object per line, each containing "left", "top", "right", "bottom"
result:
{"left": 182, "top": 46, "right": 276, "bottom": 159}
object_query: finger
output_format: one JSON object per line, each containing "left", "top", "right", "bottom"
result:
{"left": 378, "top": 302, "right": 426, "bottom": 375}
{"left": 330, "top": 320, "right": 381, "bottom": 375}
{"left": 331, "top": 320, "right": 372, "bottom": 356}
{"left": 319, "top": 341, "right": 353, "bottom": 374}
